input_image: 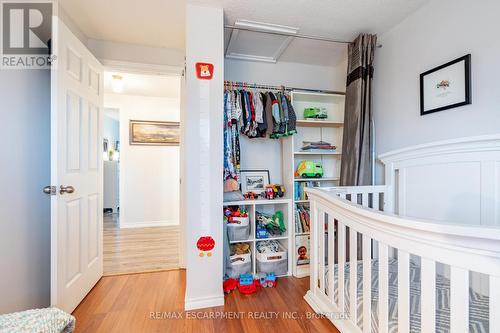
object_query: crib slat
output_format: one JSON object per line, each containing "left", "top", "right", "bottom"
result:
{"left": 362, "top": 235, "right": 372, "bottom": 333}
{"left": 349, "top": 228, "right": 358, "bottom": 325}
{"left": 450, "top": 266, "right": 469, "bottom": 333}
{"left": 338, "top": 222, "right": 346, "bottom": 312}
{"left": 421, "top": 258, "right": 436, "bottom": 333}
{"left": 378, "top": 243, "right": 389, "bottom": 333}
{"left": 328, "top": 215, "right": 335, "bottom": 304}
{"left": 372, "top": 192, "right": 380, "bottom": 210}
{"left": 398, "top": 250, "right": 410, "bottom": 333}
{"left": 361, "top": 193, "right": 369, "bottom": 207}
{"left": 318, "top": 210, "right": 325, "bottom": 293}
{"left": 309, "top": 201, "right": 318, "bottom": 298}
{"left": 491, "top": 275, "right": 500, "bottom": 333}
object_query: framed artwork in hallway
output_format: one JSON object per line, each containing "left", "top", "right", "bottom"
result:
{"left": 129, "top": 120, "right": 180, "bottom": 145}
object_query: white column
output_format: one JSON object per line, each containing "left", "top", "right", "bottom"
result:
{"left": 184, "top": 4, "right": 224, "bottom": 310}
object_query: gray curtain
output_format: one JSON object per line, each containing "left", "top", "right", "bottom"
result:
{"left": 340, "top": 34, "right": 377, "bottom": 186}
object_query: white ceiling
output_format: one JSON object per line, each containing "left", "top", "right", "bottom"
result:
{"left": 60, "top": 0, "right": 429, "bottom": 66}
{"left": 59, "top": 0, "right": 185, "bottom": 50}
{"left": 195, "top": 0, "right": 429, "bottom": 41}
{"left": 197, "top": 0, "right": 430, "bottom": 66}
{"left": 103, "top": 72, "right": 181, "bottom": 98}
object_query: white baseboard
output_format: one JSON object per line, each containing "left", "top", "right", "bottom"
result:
{"left": 184, "top": 294, "right": 224, "bottom": 311}
{"left": 119, "top": 220, "right": 179, "bottom": 229}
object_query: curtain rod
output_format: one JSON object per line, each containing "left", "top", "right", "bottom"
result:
{"left": 224, "top": 25, "right": 382, "bottom": 48}
{"left": 224, "top": 81, "right": 346, "bottom": 95}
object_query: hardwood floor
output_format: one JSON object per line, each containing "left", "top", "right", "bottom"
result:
{"left": 103, "top": 213, "right": 180, "bottom": 275}
{"left": 73, "top": 270, "right": 339, "bottom": 333}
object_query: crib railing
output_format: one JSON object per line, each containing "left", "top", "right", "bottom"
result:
{"left": 304, "top": 186, "right": 500, "bottom": 333}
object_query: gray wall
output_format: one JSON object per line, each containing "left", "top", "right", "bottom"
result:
{"left": 0, "top": 70, "right": 51, "bottom": 313}
{"left": 373, "top": 0, "right": 500, "bottom": 182}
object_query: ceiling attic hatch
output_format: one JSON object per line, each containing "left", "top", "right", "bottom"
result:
{"left": 225, "top": 20, "right": 299, "bottom": 63}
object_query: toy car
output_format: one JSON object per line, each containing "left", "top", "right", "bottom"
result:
{"left": 237, "top": 273, "right": 258, "bottom": 294}
{"left": 304, "top": 107, "right": 328, "bottom": 119}
{"left": 223, "top": 278, "right": 238, "bottom": 294}
{"left": 263, "top": 184, "right": 285, "bottom": 199}
{"left": 243, "top": 192, "right": 257, "bottom": 200}
{"left": 295, "top": 160, "right": 324, "bottom": 178}
{"left": 259, "top": 273, "right": 277, "bottom": 288}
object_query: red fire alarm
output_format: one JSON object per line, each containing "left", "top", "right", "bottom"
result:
{"left": 195, "top": 62, "right": 214, "bottom": 80}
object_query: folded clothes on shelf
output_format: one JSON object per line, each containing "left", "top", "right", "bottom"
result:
{"left": 301, "top": 141, "right": 337, "bottom": 151}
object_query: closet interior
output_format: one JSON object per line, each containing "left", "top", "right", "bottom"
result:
{"left": 223, "top": 21, "right": 347, "bottom": 284}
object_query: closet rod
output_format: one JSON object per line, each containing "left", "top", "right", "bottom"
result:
{"left": 224, "top": 81, "right": 346, "bottom": 95}
{"left": 224, "top": 25, "right": 382, "bottom": 48}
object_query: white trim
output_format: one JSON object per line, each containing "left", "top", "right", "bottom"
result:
{"left": 119, "top": 220, "right": 179, "bottom": 229}
{"left": 100, "top": 59, "right": 183, "bottom": 76}
{"left": 184, "top": 295, "right": 224, "bottom": 311}
{"left": 379, "top": 134, "right": 500, "bottom": 164}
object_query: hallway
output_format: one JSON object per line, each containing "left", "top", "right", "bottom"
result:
{"left": 103, "top": 213, "right": 180, "bottom": 275}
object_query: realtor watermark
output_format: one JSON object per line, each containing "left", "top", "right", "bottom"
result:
{"left": 149, "top": 311, "right": 350, "bottom": 321}
{"left": 1, "top": 1, "right": 54, "bottom": 69}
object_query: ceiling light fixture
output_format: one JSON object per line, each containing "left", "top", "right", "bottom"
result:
{"left": 111, "top": 74, "right": 124, "bottom": 93}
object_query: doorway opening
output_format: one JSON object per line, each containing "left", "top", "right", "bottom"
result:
{"left": 102, "top": 70, "right": 181, "bottom": 275}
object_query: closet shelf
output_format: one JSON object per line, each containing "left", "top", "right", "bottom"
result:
{"left": 256, "top": 236, "right": 288, "bottom": 241}
{"left": 294, "top": 177, "right": 339, "bottom": 182}
{"left": 223, "top": 198, "right": 291, "bottom": 206}
{"left": 294, "top": 151, "right": 341, "bottom": 155}
{"left": 295, "top": 232, "right": 310, "bottom": 236}
{"left": 296, "top": 120, "right": 343, "bottom": 128}
{"left": 294, "top": 200, "right": 309, "bottom": 203}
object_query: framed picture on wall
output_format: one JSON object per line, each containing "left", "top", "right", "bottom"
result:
{"left": 129, "top": 120, "right": 180, "bottom": 145}
{"left": 240, "top": 169, "right": 270, "bottom": 194}
{"left": 420, "top": 54, "right": 471, "bottom": 115}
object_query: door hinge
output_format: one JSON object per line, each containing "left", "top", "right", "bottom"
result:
{"left": 43, "top": 185, "right": 57, "bottom": 196}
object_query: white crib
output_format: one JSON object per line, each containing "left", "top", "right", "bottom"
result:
{"left": 304, "top": 135, "right": 500, "bottom": 333}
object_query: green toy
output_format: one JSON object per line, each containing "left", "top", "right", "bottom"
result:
{"left": 295, "top": 160, "right": 324, "bottom": 178}
{"left": 303, "top": 107, "right": 327, "bottom": 119}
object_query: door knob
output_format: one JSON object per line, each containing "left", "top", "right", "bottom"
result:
{"left": 43, "top": 185, "right": 56, "bottom": 195}
{"left": 59, "top": 185, "right": 75, "bottom": 194}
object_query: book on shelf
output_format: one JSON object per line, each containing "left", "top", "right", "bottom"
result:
{"left": 294, "top": 204, "right": 310, "bottom": 233}
{"left": 294, "top": 181, "right": 321, "bottom": 201}
{"left": 295, "top": 234, "right": 310, "bottom": 266}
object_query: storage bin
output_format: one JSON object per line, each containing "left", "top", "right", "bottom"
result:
{"left": 256, "top": 244, "right": 288, "bottom": 276}
{"left": 227, "top": 216, "right": 250, "bottom": 241}
{"left": 227, "top": 251, "right": 252, "bottom": 279}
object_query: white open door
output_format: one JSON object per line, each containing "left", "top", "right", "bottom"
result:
{"left": 50, "top": 17, "right": 104, "bottom": 313}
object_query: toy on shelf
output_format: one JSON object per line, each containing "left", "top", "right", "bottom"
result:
{"left": 256, "top": 223, "right": 269, "bottom": 239}
{"left": 258, "top": 272, "right": 277, "bottom": 288}
{"left": 264, "top": 184, "right": 285, "bottom": 200}
{"left": 303, "top": 107, "right": 328, "bottom": 119}
{"left": 295, "top": 160, "right": 324, "bottom": 178}
{"left": 224, "top": 207, "right": 248, "bottom": 224}
{"left": 223, "top": 278, "right": 238, "bottom": 294}
{"left": 237, "top": 273, "right": 259, "bottom": 294}
{"left": 243, "top": 192, "right": 257, "bottom": 200}
{"left": 256, "top": 211, "right": 286, "bottom": 238}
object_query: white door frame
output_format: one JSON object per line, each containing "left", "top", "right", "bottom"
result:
{"left": 100, "top": 60, "right": 187, "bottom": 269}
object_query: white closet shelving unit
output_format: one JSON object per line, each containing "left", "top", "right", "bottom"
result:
{"left": 283, "top": 90, "right": 345, "bottom": 278}
{"left": 223, "top": 199, "right": 293, "bottom": 277}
